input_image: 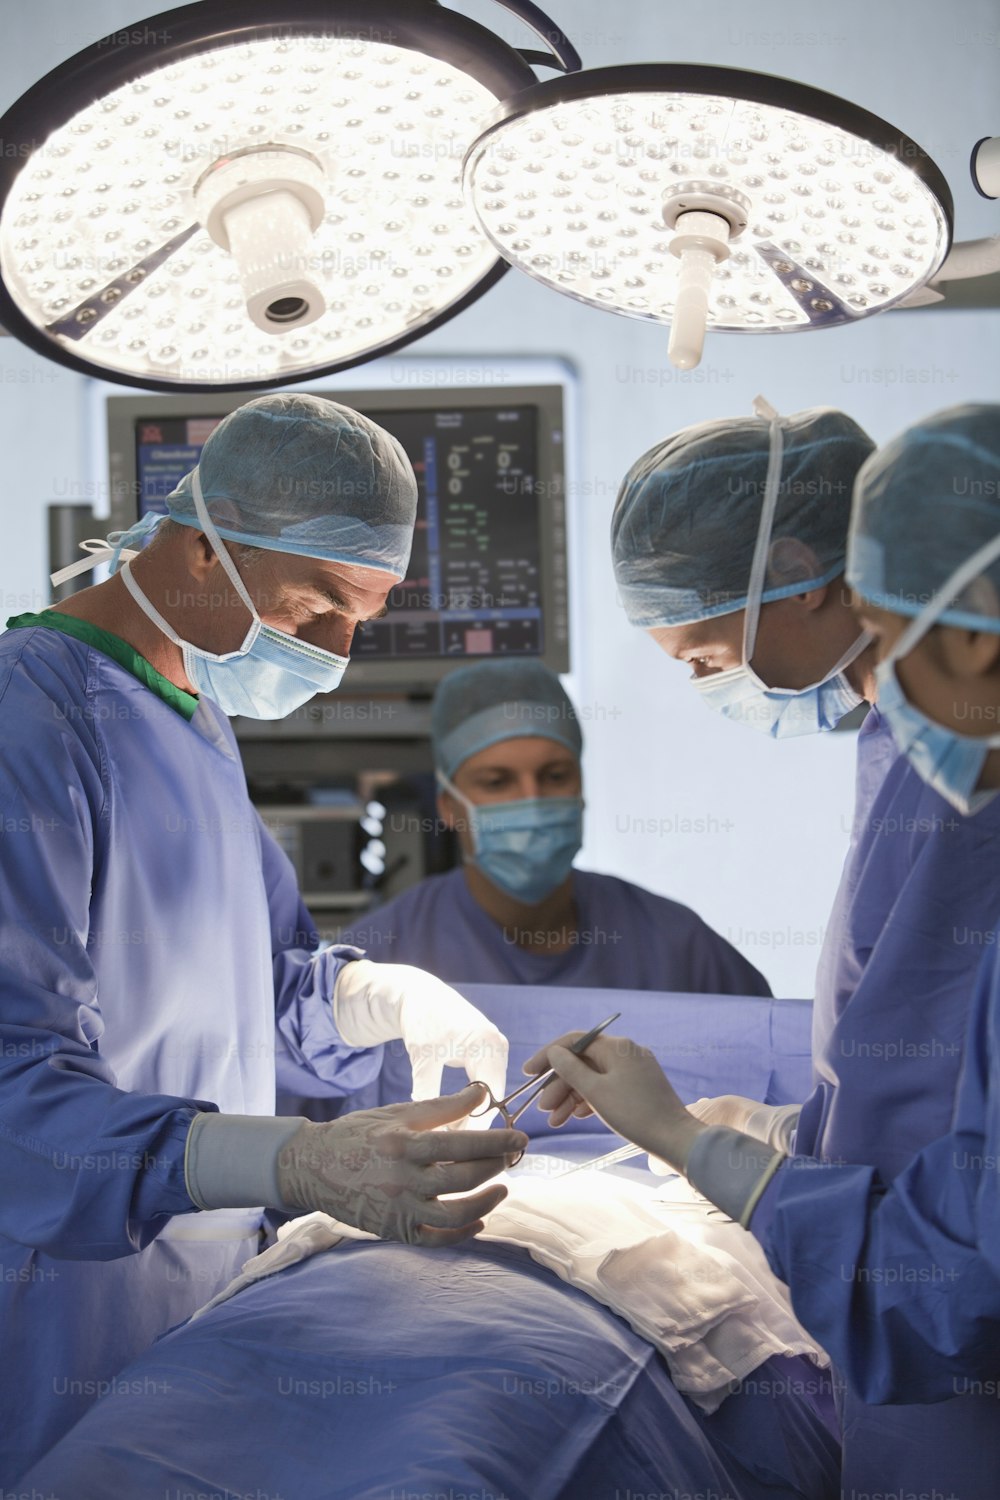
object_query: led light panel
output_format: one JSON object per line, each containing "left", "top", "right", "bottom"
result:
{"left": 1, "top": 37, "right": 507, "bottom": 387}
{"left": 464, "top": 72, "right": 952, "bottom": 334}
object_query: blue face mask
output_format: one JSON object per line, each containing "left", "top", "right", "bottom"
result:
{"left": 695, "top": 636, "right": 868, "bottom": 738}
{"left": 874, "top": 660, "right": 1000, "bottom": 816}
{"left": 872, "top": 531, "right": 1000, "bottom": 816}
{"left": 693, "top": 396, "right": 870, "bottom": 738}
{"left": 440, "top": 774, "right": 583, "bottom": 904}
{"left": 120, "top": 469, "right": 350, "bottom": 719}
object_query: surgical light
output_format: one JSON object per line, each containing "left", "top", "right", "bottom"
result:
{"left": 463, "top": 65, "right": 954, "bottom": 369}
{"left": 0, "top": 0, "right": 580, "bottom": 392}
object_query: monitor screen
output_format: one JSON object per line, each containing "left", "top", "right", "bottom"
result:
{"left": 109, "top": 385, "right": 569, "bottom": 691}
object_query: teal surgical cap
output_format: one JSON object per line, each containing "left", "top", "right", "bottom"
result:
{"left": 132, "top": 393, "right": 417, "bottom": 577}
{"left": 431, "top": 660, "right": 583, "bottom": 780}
{"left": 611, "top": 407, "right": 875, "bottom": 628}
{"left": 848, "top": 403, "right": 1000, "bottom": 634}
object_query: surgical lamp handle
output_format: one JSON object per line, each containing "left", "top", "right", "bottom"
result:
{"left": 482, "top": 0, "right": 583, "bottom": 73}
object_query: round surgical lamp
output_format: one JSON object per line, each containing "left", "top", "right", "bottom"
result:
{"left": 463, "top": 65, "right": 953, "bottom": 368}
{"left": 0, "top": 0, "right": 580, "bottom": 392}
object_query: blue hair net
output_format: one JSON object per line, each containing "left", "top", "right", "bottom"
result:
{"left": 431, "top": 661, "right": 583, "bottom": 780}
{"left": 154, "top": 393, "right": 416, "bottom": 577}
{"left": 611, "top": 407, "right": 875, "bottom": 628}
{"left": 848, "top": 404, "right": 1000, "bottom": 634}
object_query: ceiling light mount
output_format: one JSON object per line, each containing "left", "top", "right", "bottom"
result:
{"left": 662, "top": 186, "right": 747, "bottom": 367}
{"left": 193, "top": 146, "right": 328, "bottom": 333}
{"left": 661, "top": 184, "right": 751, "bottom": 238}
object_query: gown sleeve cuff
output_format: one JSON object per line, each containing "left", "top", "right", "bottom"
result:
{"left": 685, "top": 1126, "right": 787, "bottom": 1228}
{"left": 185, "top": 1112, "right": 307, "bottom": 1212}
{"left": 743, "top": 1163, "right": 786, "bottom": 1242}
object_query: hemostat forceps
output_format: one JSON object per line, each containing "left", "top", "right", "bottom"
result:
{"left": 469, "top": 1012, "right": 621, "bottom": 1164}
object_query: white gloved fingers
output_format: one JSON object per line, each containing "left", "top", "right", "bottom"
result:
{"left": 456, "top": 1101, "right": 499, "bottom": 1131}
{"left": 460, "top": 1026, "right": 508, "bottom": 1109}
{"left": 407, "top": 1041, "right": 444, "bottom": 1104}
{"left": 404, "top": 1119, "right": 526, "bottom": 1166}
{"left": 407, "top": 1185, "right": 509, "bottom": 1248}
{"left": 412, "top": 1181, "right": 508, "bottom": 1232}
{"left": 683, "top": 1094, "right": 761, "bottom": 1133}
{"left": 646, "top": 1152, "right": 676, "bottom": 1177}
{"left": 743, "top": 1100, "right": 802, "bottom": 1150}
{"left": 407, "top": 1026, "right": 508, "bottom": 1127}
{"left": 422, "top": 1155, "right": 513, "bottom": 1197}
{"left": 444, "top": 1024, "right": 508, "bottom": 1129}
{"left": 398, "top": 1084, "right": 490, "bottom": 1132}
{"left": 536, "top": 1075, "right": 575, "bottom": 1113}
{"left": 532, "top": 1073, "right": 590, "bottom": 1128}
{"left": 375, "top": 1182, "right": 508, "bottom": 1242}
{"left": 548, "top": 1092, "right": 588, "bottom": 1128}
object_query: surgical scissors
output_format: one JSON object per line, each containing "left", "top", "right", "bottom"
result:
{"left": 470, "top": 1012, "right": 621, "bottom": 1164}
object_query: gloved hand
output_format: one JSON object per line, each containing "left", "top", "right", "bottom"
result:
{"left": 523, "top": 1031, "right": 705, "bottom": 1173}
{"left": 276, "top": 1084, "right": 527, "bottom": 1247}
{"left": 333, "top": 960, "right": 508, "bottom": 1111}
{"left": 688, "top": 1095, "right": 800, "bottom": 1151}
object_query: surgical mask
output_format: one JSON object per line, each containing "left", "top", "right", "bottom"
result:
{"left": 874, "top": 530, "right": 1000, "bottom": 817}
{"left": 119, "top": 469, "right": 350, "bottom": 719}
{"left": 439, "top": 772, "right": 583, "bottom": 904}
{"left": 695, "top": 396, "right": 871, "bottom": 739}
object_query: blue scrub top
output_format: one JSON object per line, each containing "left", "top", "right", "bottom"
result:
{"left": 337, "top": 865, "right": 772, "bottom": 996}
{"left": 753, "top": 706, "right": 1000, "bottom": 1498}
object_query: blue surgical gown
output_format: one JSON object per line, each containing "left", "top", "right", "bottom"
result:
{"left": 337, "top": 865, "right": 771, "bottom": 993}
{"left": 762, "top": 706, "right": 1000, "bottom": 1495}
{"left": 0, "top": 619, "right": 377, "bottom": 1481}
{"left": 751, "top": 923, "right": 1000, "bottom": 1496}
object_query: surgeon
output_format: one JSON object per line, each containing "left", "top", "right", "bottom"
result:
{"left": 529, "top": 404, "right": 1000, "bottom": 1498}
{"left": 0, "top": 394, "right": 524, "bottom": 1482}
{"left": 339, "top": 658, "right": 770, "bottom": 993}
{"left": 608, "top": 399, "right": 1000, "bottom": 1176}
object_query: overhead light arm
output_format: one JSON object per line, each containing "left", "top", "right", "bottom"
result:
{"left": 483, "top": 0, "right": 582, "bottom": 73}
{"left": 893, "top": 135, "right": 1000, "bottom": 309}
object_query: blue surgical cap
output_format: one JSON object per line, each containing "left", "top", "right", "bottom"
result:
{"left": 612, "top": 407, "right": 875, "bottom": 628}
{"left": 848, "top": 404, "right": 1000, "bottom": 634}
{"left": 163, "top": 393, "right": 417, "bottom": 577}
{"left": 431, "top": 661, "right": 583, "bottom": 780}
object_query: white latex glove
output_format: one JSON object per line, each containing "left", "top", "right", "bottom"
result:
{"left": 334, "top": 960, "right": 508, "bottom": 1113}
{"left": 276, "top": 1085, "right": 527, "bottom": 1248}
{"left": 687, "top": 1095, "right": 800, "bottom": 1151}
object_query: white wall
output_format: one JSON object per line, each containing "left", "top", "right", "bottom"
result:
{"left": 1, "top": 0, "right": 998, "bottom": 995}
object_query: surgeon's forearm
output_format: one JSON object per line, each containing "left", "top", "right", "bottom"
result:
{"left": 184, "top": 1112, "right": 306, "bottom": 1211}
{"left": 642, "top": 1110, "right": 708, "bottom": 1174}
{"left": 683, "top": 1126, "right": 787, "bottom": 1228}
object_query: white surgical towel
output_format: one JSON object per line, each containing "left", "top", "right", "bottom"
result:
{"left": 188, "top": 1164, "right": 826, "bottom": 1412}
{"left": 474, "top": 1168, "right": 827, "bottom": 1410}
